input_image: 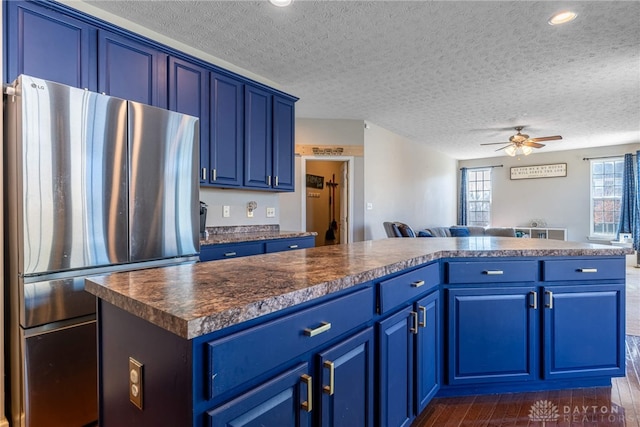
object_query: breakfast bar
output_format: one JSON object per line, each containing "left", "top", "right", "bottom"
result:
{"left": 85, "top": 237, "right": 633, "bottom": 427}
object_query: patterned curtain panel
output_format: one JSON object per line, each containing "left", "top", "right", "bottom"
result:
{"left": 618, "top": 153, "right": 636, "bottom": 237}
{"left": 634, "top": 150, "right": 640, "bottom": 251}
{"left": 458, "top": 167, "right": 467, "bottom": 226}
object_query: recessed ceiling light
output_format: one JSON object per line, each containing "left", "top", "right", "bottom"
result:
{"left": 548, "top": 10, "right": 577, "bottom": 25}
{"left": 269, "top": 0, "right": 293, "bottom": 7}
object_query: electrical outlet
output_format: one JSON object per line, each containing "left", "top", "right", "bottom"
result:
{"left": 247, "top": 208, "right": 254, "bottom": 218}
{"left": 266, "top": 207, "right": 276, "bottom": 218}
{"left": 129, "top": 357, "right": 143, "bottom": 410}
{"left": 223, "top": 205, "right": 230, "bottom": 217}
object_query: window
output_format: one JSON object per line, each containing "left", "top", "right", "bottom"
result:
{"left": 590, "top": 158, "right": 624, "bottom": 237}
{"left": 467, "top": 168, "right": 491, "bottom": 226}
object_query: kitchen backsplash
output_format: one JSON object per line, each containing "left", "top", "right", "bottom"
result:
{"left": 199, "top": 187, "right": 280, "bottom": 227}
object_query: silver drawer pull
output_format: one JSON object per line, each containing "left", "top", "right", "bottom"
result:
{"left": 224, "top": 252, "right": 237, "bottom": 257}
{"left": 578, "top": 268, "right": 598, "bottom": 273}
{"left": 411, "top": 280, "right": 425, "bottom": 288}
{"left": 304, "top": 321, "right": 332, "bottom": 337}
{"left": 289, "top": 245, "right": 299, "bottom": 249}
{"left": 483, "top": 270, "right": 504, "bottom": 275}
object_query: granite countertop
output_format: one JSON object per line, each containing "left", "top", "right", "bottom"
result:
{"left": 200, "top": 224, "right": 317, "bottom": 246}
{"left": 85, "top": 237, "right": 633, "bottom": 340}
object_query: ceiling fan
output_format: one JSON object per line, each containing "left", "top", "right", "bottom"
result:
{"left": 481, "top": 126, "right": 562, "bottom": 156}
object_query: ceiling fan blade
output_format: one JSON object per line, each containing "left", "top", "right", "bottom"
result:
{"left": 528, "top": 135, "right": 562, "bottom": 143}
{"left": 524, "top": 141, "right": 545, "bottom": 149}
{"left": 480, "top": 141, "right": 511, "bottom": 146}
{"left": 494, "top": 144, "right": 513, "bottom": 152}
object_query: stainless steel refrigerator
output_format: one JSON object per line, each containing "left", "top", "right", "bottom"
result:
{"left": 3, "top": 75, "right": 200, "bottom": 427}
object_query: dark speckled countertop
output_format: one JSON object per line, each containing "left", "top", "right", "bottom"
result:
{"left": 199, "top": 224, "right": 316, "bottom": 246}
{"left": 85, "top": 237, "right": 632, "bottom": 340}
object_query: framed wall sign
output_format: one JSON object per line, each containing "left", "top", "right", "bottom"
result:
{"left": 306, "top": 174, "right": 324, "bottom": 189}
{"left": 510, "top": 163, "right": 567, "bottom": 180}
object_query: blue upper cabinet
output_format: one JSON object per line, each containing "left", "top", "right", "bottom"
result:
{"left": 209, "top": 72, "right": 244, "bottom": 187}
{"left": 168, "top": 57, "right": 210, "bottom": 184}
{"left": 5, "top": 0, "right": 297, "bottom": 192}
{"left": 244, "top": 84, "right": 273, "bottom": 189}
{"left": 5, "top": 1, "right": 96, "bottom": 89}
{"left": 244, "top": 85, "right": 297, "bottom": 191}
{"left": 273, "top": 95, "right": 296, "bottom": 191}
{"left": 98, "top": 30, "right": 167, "bottom": 108}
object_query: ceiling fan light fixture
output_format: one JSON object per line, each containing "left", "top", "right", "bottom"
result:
{"left": 548, "top": 10, "right": 577, "bottom": 25}
{"left": 504, "top": 145, "right": 517, "bottom": 157}
{"left": 268, "top": 0, "right": 293, "bottom": 7}
{"left": 521, "top": 146, "right": 534, "bottom": 156}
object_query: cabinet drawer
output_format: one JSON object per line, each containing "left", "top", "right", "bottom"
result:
{"left": 379, "top": 263, "right": 439, "bottom": 313}
{"left": 446, "top": 260, "right": 537, "bottom": 284}
{"left": 200, "top": 242, "right": 264, "bottom": 261}
{"left": 542, "top": 258, "right": 626, "bottom": 281}
{"left": 205, "top": 287, "right": 374, "bottom": 400}
{"left": 265, "top": 236, "right": 315, "bottom": 253}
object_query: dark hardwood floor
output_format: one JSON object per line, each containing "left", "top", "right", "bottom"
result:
{"left": 412, "top": 257, "right": 640, "bottom": 427}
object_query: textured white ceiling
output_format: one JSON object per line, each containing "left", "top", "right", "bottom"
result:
{"left": 84, "top": 0, "right": 640, "bottom": 159}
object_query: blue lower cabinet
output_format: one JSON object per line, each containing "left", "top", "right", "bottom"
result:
{"left": 543, "top": 284, "right": 625, "bottom": 379}
{"left": 447, "top": 287, "right": 538, "bottom": 385}
{"left": 206, "top": 363, "right": 312, "bottom": 427}
{"left": 415, "top": 292, "right": 440, "bottom": 413}
{"left": 318, "top": 328, "right": 375, "bottom": 427}
{"left": 378, "top": 307, "right": 414, "bottom": 427}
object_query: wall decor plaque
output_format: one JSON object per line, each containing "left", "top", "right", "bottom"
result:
{"left": 510, "top": 163, "right": 567, "bottom": 180}
{"left": 306, "top": 174, "right": 324, "bottom": 189}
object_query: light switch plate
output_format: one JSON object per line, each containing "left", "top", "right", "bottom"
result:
{"left": 223, "top": 206, "right": 230, "bottom": 217}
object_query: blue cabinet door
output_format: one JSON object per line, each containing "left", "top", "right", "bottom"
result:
{"left": 168, "top": 57, "right": 209, "bottom": 184}
{"left": 543, "top": 284, "right": 625, "bottom": 379}
{"left": 98, "top": 30, "right": 167, "bottom": 107}
{"left": 378, "top": 307, "right": 414, "bottom": 427}
{"left": 244, "top": 85, "right": 273, "bottom": 189}
{"left": 5, "top": 1, "right": 96, "bottom": 89}
{"left": 206, "top": 363, "right": 311, "bottom": 427}
{"left": 209, "top": 72, "right": 244, "bottom": 187}
{"left": 318, "top": 328, "right": 374, "bottom": 427}
{"left": 447, "top": 287, "right": 538, "bottom": 385}
{"left": 272, "top": 95, "right": 295, "bottom": 191}
{"left": 415, "top": 291, "right": 439, "bottom": 413}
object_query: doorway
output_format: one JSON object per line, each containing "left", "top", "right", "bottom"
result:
{"left": 302, "top": 157, "right": 353, "bottom": 246}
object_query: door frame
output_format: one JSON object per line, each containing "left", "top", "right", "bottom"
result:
{"left": 301, "top": 156, "right": 355, "bottom": 244}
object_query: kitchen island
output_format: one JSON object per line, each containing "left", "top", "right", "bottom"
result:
{"left": 85, "top": 237, "right": 632, "bottom": 427}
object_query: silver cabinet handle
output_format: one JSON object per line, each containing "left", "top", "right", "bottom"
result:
{"left": 419, "top": 306, "right": 427, "bottom": 328}
{"left": 223, "top": 252, "right": 237, "bottom": 257}
{"left": 578, "top": 268, "right": 598, "bottom": 273}
{"left": 275, "top": 176, "right": 279, "bottom": 187}
{"left": 267, "top": 176, "right": 272, "bottom": 186}
{"left": 301, "top": 374, "right": 312, "bottom": 412}
{"left": 289, "top": 245, "right": 299, "bottom": 249}
{"left": 304, "top": 321, "right": 331, "bottom": 337}
{"left": 212, "top": 168, "right": 217, "bottom": 181}
{"left": 410, "top": 311, "right": 419, "bottom": 335}
{"left": 411, "top": 280, "right": 425, "bottom": 288}
{"left": 545, "top": 290, "right": 553, "bottom": 309}
{"left": 323, "top": 361, "right": 335, "bottom": 395}
{"left": 530, "top": 291, "right": 538, "bottom": 309}
{"left": 201, "top": 168, "right": 207, "bottom": 180}
{"left": 483, "top": 270, "right": 504, "bottom": 275}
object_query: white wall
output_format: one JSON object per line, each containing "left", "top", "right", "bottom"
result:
{"left": 280, "top": 119, "right": 366, "bottom": 240}
{"left": 459, "top": 142, "right": 640, "bottom": 243}
{"left": 199, "top": 188, "right": 280, "bottom": 227}
{"left": 363, "top": 123, "right": 458, "bottom": 241}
